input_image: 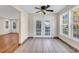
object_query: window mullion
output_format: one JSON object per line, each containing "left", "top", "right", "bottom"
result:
{"left": 69, "top": 10, "right": 72, "bottom": 38}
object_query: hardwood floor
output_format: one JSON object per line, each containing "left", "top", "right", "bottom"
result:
{"left": 14, "top": 38, "right": 76, "bottom": 53}
{"left": 0, "top": 33, "right": 19, "bottom": 53}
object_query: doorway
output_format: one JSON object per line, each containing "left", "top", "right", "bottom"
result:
{"left": 33, "top": 15, "right": 52, "bottom": 37}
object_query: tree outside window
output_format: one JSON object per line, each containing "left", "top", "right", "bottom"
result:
{"left": 73, "top": 9, "right": 79, "bottom": 39}
{"left": 62, "top": 14, "right": 69, "bottom": 35}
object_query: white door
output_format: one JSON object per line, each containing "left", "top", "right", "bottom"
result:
{"left": 10, "top": 19, "right": 17, "bottom": 32}
{"left": 34, "top": 20, "right": 42, "bottom": 37}
{"left": 43, "top": 19, "right": 52, "bottom": 37}
{"left": 34, "top": 19, "right": 52, "bottom": 37}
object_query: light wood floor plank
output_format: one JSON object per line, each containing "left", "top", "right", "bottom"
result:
{"left": 14, "top": 38, "right": 76, "bottom": 53}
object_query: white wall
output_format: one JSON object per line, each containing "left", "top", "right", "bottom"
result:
{"left": 28, "top": 14, "right": 33, "bottom": 37}
{"left": 0, "top": 17, "right": 10, "bottom": 35}
{"left": 28, "top": 13, "right": 58, "bottom": 37}
{"left": 0, "top": 5, "right": 20, "bottom": 35}
{"left": 12, "top": 6, "right": 29, "bottom": 44}
{"left": 20, "top": 11, "right": 29, "bottom": 43}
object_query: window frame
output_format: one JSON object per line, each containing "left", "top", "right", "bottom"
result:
{"left": 71, "top": 6, "right": 79, "bottom": 41}
{"left": 60, "top": 11, "right": 70, "bottom": 37}
{"left": 60, "top": 6, "right": 79, "bottom": 42}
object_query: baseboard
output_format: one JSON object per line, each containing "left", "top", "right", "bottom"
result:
{"left": 53, "top": 37, "right": 59, "bottom": 39}
{"left": 58, "top": 37, "right": 79, "bottom": 52}
{"left": 21, "top": 39, "right": 29, "bottom": 45}
{"left": 21, "top": 37, "right": 33, "bottom": 45}
{"left": 28, "top": 37, "right": 33, "bottom": 39}
{"left": 33, "top": 37, "right": 53, "bottom": 39}
{"left": 18, "top": 44, "right": 21, "bottom": 46}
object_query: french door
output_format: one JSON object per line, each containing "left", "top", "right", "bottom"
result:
{"left": 10, "top": 19, "right": 17, "bottom": 32}
{"left": 34, "top": 19, "right": 52, "bottom": 37}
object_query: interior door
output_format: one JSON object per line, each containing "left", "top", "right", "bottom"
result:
{"left": 34, "top": 19, "right": 52, "bottom": 37}
{"left": 43, "top": 20, "right": 52, "bottom": 37}
{"left": 34, "top": 20, "right": 42, "bottom": 37}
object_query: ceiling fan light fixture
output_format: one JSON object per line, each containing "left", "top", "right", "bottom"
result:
{"left": 35, "top": 5, "right": 54, "bottom": 15}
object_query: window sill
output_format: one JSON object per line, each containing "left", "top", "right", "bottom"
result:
{"left": 60, "top": 33, "right": 79, "bottom": 42}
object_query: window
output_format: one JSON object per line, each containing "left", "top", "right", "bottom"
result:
{"left": 72, "top": 7, "right": 79, "bottom": 39}
{"left": 60, "top": 6, "right": 79, "bottom": 41}
{"left": 60, "top": 12, "right": 69, "bottom": 36}
{"left": 63, "top": 14, "right": 69, "bottom": 35}
{"left": 5, "top": 21, "right": 9, "bottom": 29}
{"left": 13, "top": 22, "right": 16, "bottom": 29}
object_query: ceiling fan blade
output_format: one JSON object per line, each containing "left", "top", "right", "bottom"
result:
{"left": 36, "top": 11, "right": 41, "bottom": 13}
{"left": 35, "top": 7, "right": 40, "bottom": 9}
{"left": 42, "top": 11, "right": 46, "bottom": 15}
{"left": 46, "top": 10, "right": 54, "bottom": 12}
{"left": 46, "top": 5, "right": 50, "bottom": 9}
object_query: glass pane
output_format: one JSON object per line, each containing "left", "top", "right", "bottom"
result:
{"left": 6, "top": 21, "right": 9, "bottom": 29}
{"left": 62, "top": 13, "right": 69, "bottom": 35}
{"left": 36, "top": 20, "right": 41, "bottom": 35}
{"left": 44, "top": 20, "right": 50, "bottom": 35}
{"left": 73, "top": 9, "right": 79, "bottom": 39}
{"left": 63, "top": 28, "right": 68, "bottom": 35}
{"left": 76, "top": 29, "right": 79, "bottom": 38}
{"left": 13, "top": 22, "right": 16, "bottom": 29}
{"left": 73, "top": 29, "right": 77, "bottom": 38}
{"left": 63, "top": 14, "right": 69, "bottom": 24}
{"left": 77, "top": 22, "right": 79, "bottom": 38}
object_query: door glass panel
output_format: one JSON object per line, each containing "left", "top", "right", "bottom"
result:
{"left": 36, "top": 20, "right": 41, "bottom": 35}
{"left": 44, "top": 20, "right": 50, "bottom": 35}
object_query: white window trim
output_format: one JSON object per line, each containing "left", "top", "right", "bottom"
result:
{"left": 60, "top": 11, "right": 69, "bottom": 37}
{"left": 60, "top": 5, "right": 79, "bottom": 42}
{"left": 71, "top": 6, "right": 79, "bottom": 41}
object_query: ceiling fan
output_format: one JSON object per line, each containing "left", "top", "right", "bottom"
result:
{"left": 35, "top": 5, "right": 54, "bottom": 15}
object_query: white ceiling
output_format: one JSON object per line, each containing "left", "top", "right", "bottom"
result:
{"left": 20, "top": 5, "right": 66, "bottom": 14}
{"left": 0, "top": 5, "right": 20, "bottom": 19}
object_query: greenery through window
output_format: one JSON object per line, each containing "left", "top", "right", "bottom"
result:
{"left": 62, "top": 14, "right": 69, "bottom": 35}
{"left": 60, "top": 6, "right": 79, "bottom": 41}
{"left": 73, "top": 9, "right": 79, "bottom": 39}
